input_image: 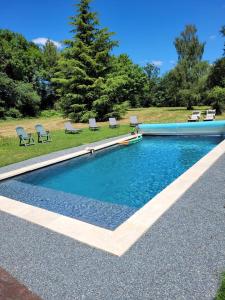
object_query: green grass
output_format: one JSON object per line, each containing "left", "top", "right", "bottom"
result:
{"left": 216, "top": 273, "right": 225, "bottom": 300}
{"left": 0, "top": 126, "right": 130, "bottom": 167}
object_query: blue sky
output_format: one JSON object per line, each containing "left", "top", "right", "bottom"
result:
{"left": 1, "top": 0, "right": 224, "bottom": 73}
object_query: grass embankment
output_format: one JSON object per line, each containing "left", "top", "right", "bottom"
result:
{"left": 0, "top": 106, "right": 225, "bottom": 167}
{"left": 216, "top": 273, "right": 225, "bottom": 300}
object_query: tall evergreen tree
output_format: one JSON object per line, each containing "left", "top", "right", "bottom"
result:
{"left": 53, "top": 0, "right": 119, "bottom": 121}
{"left": 173, "top": 25, "right": 205, "bottom": 109}
{"left": 220, "top": 25, "right": 225, "bottom": 56}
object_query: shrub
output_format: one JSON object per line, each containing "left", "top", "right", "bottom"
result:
{"left": 40, "top": 109, "right": 62, "bottom": 118}
{"left": 6, "top": 108, "right": 22, "bottom": 118}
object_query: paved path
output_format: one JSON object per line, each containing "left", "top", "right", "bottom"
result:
{"left": 0, "top": 146, "right": 225, "bottom": 299}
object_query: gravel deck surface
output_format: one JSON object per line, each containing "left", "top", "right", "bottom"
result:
{"left": 0, "top": 138, "right": 225, "bottom": 300}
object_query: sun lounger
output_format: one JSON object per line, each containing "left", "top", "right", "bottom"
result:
{"left": 64, "top": 122, "right": 82, "bottom": 134}
{"left": 35, "top": 124, "right": 52, "bottom": 143}
{"left": 16, "top": 126, "right": 35, "bottom": 146}
{"left": 130, "top": 116, "right": 141, "bottom": 127}
{"left": 109, "top": 117, "right": 120, "bottom": 128}
{"left": 89, "top": 118, "right": 100, "bottom": 130}
{"left": 204, "top": 110, "right": 216, "bottom": 121}
{"left": 188, "top": 111, "right": 201, "bottom": 122}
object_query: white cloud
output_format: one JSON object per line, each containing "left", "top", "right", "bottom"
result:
{"left": 32, "top": 37, "right": 62, "bottom": 49}
{"left": 209, "top": 35, "right": 216, "bottom": 40}
{"left": 151, "top": 60, "right": 163, "bottom": 67}
{"left": 169, "top": 60, "right": 175, "bottom": 64}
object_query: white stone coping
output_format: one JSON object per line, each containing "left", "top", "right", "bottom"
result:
{"left": 0, "top": 135, "right": 225, "bottom": 256}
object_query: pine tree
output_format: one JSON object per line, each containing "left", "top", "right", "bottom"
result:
{"left": 53, "top": 0, "right": 118, "bottom": 121}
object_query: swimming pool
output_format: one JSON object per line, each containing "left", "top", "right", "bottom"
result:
{"left": 0, "top": 135, "right": 223, "bottom": 229}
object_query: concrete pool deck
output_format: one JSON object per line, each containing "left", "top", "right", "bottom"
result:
{"left": 0, "top": 136, "right": 225, "bottom": 299}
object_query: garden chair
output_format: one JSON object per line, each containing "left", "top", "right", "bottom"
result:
{"left": 64, "top": 122, "right": 82, "bottom": 134}
{"left": 16, "top": 126, "right": 35, "bottom": 147}
{"left": 35, "top": 124, "right": 52, "bottom": 143}
{"left": 89, "top": 118, "right": 100, "bottom": 130}
{"left": 204, "top": 110, "right": 216, "bottom": 121}
{"left": 109, "top": 117, "right": 120, "bottom": 128}
{"left": 130, "top": 116, "right": 141, "bottom": 127}
{"left": 188, "top": 111, "right": 201, "bottom": 122}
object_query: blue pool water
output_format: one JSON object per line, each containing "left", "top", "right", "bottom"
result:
{"left": 15, "top": 136, "right": 222, "bottom": 208}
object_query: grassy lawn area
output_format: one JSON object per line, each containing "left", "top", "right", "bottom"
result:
{"left": 2, "top": 106, "right": 225, "bottom": 138}
{"left": 0, "top": 106, "right": 225, "bottom": 167}
{"left": 0, "top": 126, "right": 130, "bottom": 167}
{"left": 216, "top": 273, "right": 225, "bottom": 300}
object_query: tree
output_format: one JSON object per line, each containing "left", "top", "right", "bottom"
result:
{"left": 143, "top": 63, "right": 160, "bottom": 107}
{"left": 207, "top": 58, "right": 225, "bottom": 89}
{"left": 220, "top": 25, "right": 225, "bottom": 56}
{"left": 0, "top": 72, "right": 40, "bottom": 118}
{"left": 0, "top": 29, "right": 43, "bottom": 83}
{"left": 171, "top": 25, "right": 206, "bottom": 109}
{"left": 53, "top": 0, "right": 121, "bottom": 121}
{"left": 38, "top": 40, "right": 59, "bottom": 109}
{"left": 174, "top": 25, "right": 205, "bottom": 64}
{"left": 144, "top": 63, "right": 160, "bottom": 80}
{"left": 43, "top": 39, "right": 59, "bottom": 72}
{"left": 208, "top": 86, "right": 225, "bottom": 114}
{"left": 0, "top": 30, "right": 42, "bottom": 118}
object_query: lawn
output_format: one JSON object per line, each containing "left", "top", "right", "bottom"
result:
{"left": 2, "top": 106, "right": 225, "bottom": 138}
{"left": 216, "top": 273, "right": 225, "bottom": 300}
{"left": 0, "top": 126, "right": 130, "bottom": 167}
{"left": 0, "top": 106, "right": 225, "bottom": 167}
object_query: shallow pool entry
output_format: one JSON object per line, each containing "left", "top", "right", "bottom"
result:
{"left": 0, "top": 136, "right": 222, "bottom": 229}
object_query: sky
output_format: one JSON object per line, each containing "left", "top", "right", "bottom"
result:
{"left": 1, "top": 0, "right": 224, "bottom": 73}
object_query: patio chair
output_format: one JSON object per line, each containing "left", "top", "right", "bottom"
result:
{"left": 130, "top": 116, "right": 141, "bottom": 127}
{"left": 188, "top": 111, "right": 201, "bottom": 122}
{"left": 35, "top": 124, "right": 52, "bottom": 143}
{"left": 64, "top": 122, "right": 82, "bottom": 134}
{"left": 204, "top": 109, "right": 216, "bottom": 121}
{"left": 109, "top": 117, "right": 120, "bottom": 128}
{"left": 16, "top": 126, "right": 35, "bottom": 147}
{"left": 89, "top": 118, "right": 100, "bottom": 130}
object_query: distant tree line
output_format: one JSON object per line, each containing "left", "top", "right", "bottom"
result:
{"left": 0, "top": 0, "right": 224, "bottom": 120}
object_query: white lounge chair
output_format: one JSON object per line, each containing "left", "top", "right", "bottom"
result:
{"left": 130, "top": 116, "right": 141, "bottom": 127}
{"left": 204, "top": 110, "right": 216, "bottom": 121}
{"left": 64, "top": 122, "right": 82, "bottom": 134}
{"left": 188, "top": 111, "right": 201, "bottom": 122}
{"left": 109, "top": 117, "right": 120, "bottom": 128}
{"left": 89, "top": 118, "right": 100, "bottom": 130}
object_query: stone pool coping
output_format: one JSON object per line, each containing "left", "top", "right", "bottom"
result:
{"left": 0, "top": 134, "right": 225, "bottom": 256}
